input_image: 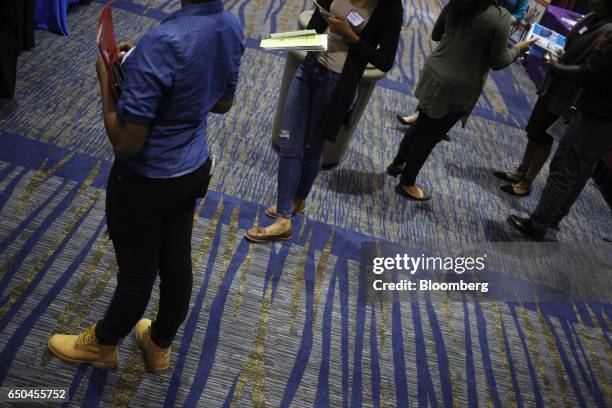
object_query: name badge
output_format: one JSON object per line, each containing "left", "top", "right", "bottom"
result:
{"left": 346, "top": 9, "right": 365, "bottom": 27}
{"left": 578, "top": 26, "right": 588, "bottom": 34}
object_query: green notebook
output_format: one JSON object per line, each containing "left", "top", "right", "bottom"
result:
{"left": 260, "top": 30, "right": 328, "bottom": 51}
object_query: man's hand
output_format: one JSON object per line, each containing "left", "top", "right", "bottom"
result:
{"left": 323, "top": 15, "right": 359, "bottom": 43}
{"left": 516, "top": 38, "right": 538, "bottom": 54}
{"left": 117, "top": 42, "right": 134, "bottom": 62}
{"left": 543, "top": 52, "right": 558, "bottom": 66}
{"left": 117, "top": 42, "right": 134, "bottom": 52}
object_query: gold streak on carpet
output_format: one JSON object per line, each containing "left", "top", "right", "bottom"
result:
{"left": 232, "top": 210, "right": 257, "bottom": 322}
{"left": 473, "top": 273, "right": 511, "bottom": 408}
{"left": 230, "top": 283, "right": 273, "bottom": 408}
{"left": 40, "top": 231, "right": 110, "bottom": 367}
{"left": 217, "top": 205, "right": 241, "bottom": 291}
{"left": 233, "top": 250, "right": 251, "bottom": 322}
{"left": 193, "top": 198, "right": 225, "bottom": 270}
{"left": 245, "top": 0, "right": 266, "bottom": 39}
{"left": 297, "top": 218, "right": 308, "bottom": 242}
{"left": 312, "top": 230, "right": 334, "bottom": 325}
{"left": 289, "top": 230, "right": 313, "bottom": 333}
{"left": 532, "top": 297, "right": 573, "bottom": 408}
{"left": 0, "top": 253, "right": 17, "bottom": 281}
{"left": 2, "top": 162, "right": 101, "bottom": 280}
{"left": 16, "top": 152, "right": 76, "bottom": 213}
{"left": 193, "top": 197, "right": 207, "bottom": 222}
{"left": 440, "top": 288, "right": 460, "bottom": 408}
{"left": 571, "top": 303, "right": 611, "bottom": 403}
{"left": 110, "top": 351, "right": 147, "bottom": 408}
{"left": 516, "top": 300, "right": 557, "bottom": 407}
{"left": 492, "top": 300, "right": 517, "bottom": 408}
{"left": 67, "top": 261, "right": 117, "bottom": 333}
{"left": 111, "top": 296, "right": 161, "bottom": 408}
{"left": 379, "top": 300, "right": 389, "bottom": 349}
{"left": 0, "top": 188, "right": 101, "bottom": 319}
{"left": 585, "top": 303, "right": 612, "bottom": 368}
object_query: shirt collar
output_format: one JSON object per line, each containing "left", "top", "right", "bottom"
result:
{"left": 162, "top": 1, "right": 224, "bottom": 23}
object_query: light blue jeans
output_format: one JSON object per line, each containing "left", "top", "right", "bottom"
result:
{"left": 276, "top": 54, "right": 341, "bottom": 217}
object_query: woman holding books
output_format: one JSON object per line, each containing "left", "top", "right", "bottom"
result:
{"left": 494, "top": 0, "right": 612, "bottom": 196}
{"left": 386, "top": 0, "right": 535, "bottom": 201}
{"left": 246, "top": 0, "right": 403, "bottom": 242}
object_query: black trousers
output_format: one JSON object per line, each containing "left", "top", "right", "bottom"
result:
{"left": 392, "top": 110, "right": 464, "bottom": 186}
{"left": 96, "top": 158, "right": 211, "bottom": 348}
{"left": 0, "top": 0, "right": 35, "bottom": 98}
{"left": 531, "top": 112, "right": 612, "bottom": 230}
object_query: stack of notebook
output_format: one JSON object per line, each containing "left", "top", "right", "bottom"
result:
{"left": 260, "top": 30, "right": 328, "bottom": 51}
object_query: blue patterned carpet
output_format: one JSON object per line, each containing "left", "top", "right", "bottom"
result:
{"left": 0, "top": 0, "right": 610, "bottom": 407}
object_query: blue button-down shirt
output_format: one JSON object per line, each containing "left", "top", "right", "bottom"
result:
{"left": 116, "top": 1, "right": 244, "bottom": 178}
{"left": 499, "top": 0, "right": 528, "bottom": 21}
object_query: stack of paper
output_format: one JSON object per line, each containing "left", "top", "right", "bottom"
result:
{"left": 260, "top": 30, "right": 328, "bottom": 51}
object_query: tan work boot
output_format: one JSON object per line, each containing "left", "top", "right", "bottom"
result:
{"left": 48, "top": 323, "right": 118, "bottom": 369}
{"left": 135, "top": 319, "right": 170, "bottom": 374}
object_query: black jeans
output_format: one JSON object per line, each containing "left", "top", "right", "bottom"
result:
{"left": 392, "top": 110, "right": 464, "bottom": 186}
{"left": 96, "top": 158, "right": 212, "bottom": 348}
{"left": 531, "top": 112, "right": 612, "bottom": 230}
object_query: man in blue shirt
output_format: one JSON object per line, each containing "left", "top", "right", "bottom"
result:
{"left": 500, "top": 0, "right": 529, "bottom": 24}
{"left": 48, "top": 0, "right": 244, "bottom": 373}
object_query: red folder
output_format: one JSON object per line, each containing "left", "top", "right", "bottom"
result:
{"left": 96, "top": 5, "right": 121, "bottom": 99}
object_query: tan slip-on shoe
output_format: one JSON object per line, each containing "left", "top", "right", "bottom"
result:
{"left": 245, "top": 226, "right": 292, "bottom": 243}
{"left": 135, "top": 319, "right": 170, "bottom": 374}
{"left": 48, "top": 324, "right": 118, "bottom": 369}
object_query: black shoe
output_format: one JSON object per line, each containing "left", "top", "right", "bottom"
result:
{"left": 386, "top": 163, "right": 404, "bottom": 177}
{"left": 395, "top": 184, "right": 431, "bottom": 201}
{"left": 507, "top": 215, "right": 546, "bottom": 240}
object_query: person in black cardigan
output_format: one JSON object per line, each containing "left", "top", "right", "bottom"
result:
{"left": 246, "top": 0, "right": 403, "bottom": 242}
{"left": 494, "top": 2, "right": 612, "bottom": 196}
{"left": 508, "top": 30, "right": 612, "bottom": 240}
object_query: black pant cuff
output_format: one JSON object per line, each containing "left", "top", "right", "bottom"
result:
{"left": 95, "top": 320, "right": 119, "bottom": 346}
{"left": 150, "top": 325, "right": 173, "bottom": 349}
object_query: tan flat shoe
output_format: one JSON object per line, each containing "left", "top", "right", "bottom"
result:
{"left": 245, "top": 226, "right": 292, "bottom": 243}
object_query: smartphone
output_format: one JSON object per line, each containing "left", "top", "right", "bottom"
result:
{"left": 313, "top": 1, "right": 332, "bottom": 17}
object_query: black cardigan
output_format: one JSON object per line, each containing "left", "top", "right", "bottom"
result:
{"left": 307, "top": 0, "right": 404, "bottom": 142}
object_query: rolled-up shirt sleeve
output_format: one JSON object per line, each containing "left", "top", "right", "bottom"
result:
{"left": 117, "top": 31, "right": 177, "bottom": 126}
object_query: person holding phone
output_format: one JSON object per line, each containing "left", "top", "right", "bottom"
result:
{"left": 386, "top": 0, "right": 535, "bottom": 201}
{"left": 47, "top": 0, "right": 244, "bottom": 373}
{"left": 508, "top": 30, "right": 612, "bottom": 239}
{"left": 246, "top": 0, "right": 403, "bottom": 242}
{"left": 494, "top": 0, "right": 612, "bottom": 196}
